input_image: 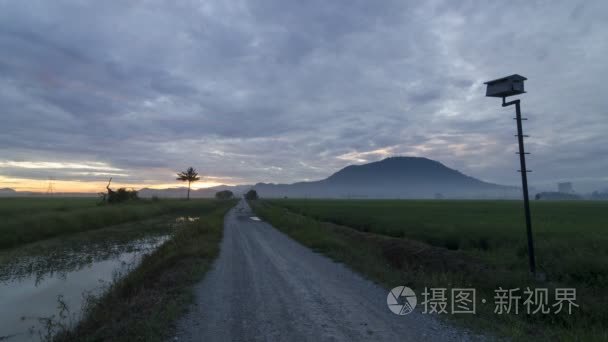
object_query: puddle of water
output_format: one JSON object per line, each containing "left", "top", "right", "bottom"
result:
{"left": 175, "top": 216, "right": 200, "bottom": 223}
{"left": 250, "top": 217, "right": 261, "bottom": 221}
{"left": 0, "top": 236, "right": 168, "bottom": 341}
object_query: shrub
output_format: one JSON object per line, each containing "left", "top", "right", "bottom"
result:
{"left": 215, "top": 190, "right": 234, "bottom": 200}
{"left": 245, "top": 189, "right": 259, "bottom": 200}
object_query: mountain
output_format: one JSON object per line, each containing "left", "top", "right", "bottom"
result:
{"left": 0, "top": 157, "right": 518, "bottom": 199}
{"left": 254, "top": 157, "right": 519, "bottom": 199}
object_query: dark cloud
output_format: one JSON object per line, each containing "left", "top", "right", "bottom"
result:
{"left": 0, "top": 0, "right": 607, "bottom": 192}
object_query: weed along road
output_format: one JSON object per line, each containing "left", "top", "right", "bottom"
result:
{"left": 175, "top": 200, "right": 472, "bottom": 341}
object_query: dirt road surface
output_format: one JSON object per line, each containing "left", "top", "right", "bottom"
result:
{"left": 175, "top": 200, "right": 478, "bottom": 341}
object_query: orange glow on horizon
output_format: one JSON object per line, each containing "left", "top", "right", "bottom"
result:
{"left": 0, "top": 176, "right": 233, "bottom": 193}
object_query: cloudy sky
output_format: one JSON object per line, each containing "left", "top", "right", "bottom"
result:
{"left": 1, "top": 0, "right": 607, "bottom": 193}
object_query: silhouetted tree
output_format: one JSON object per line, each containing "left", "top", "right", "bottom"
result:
{"left": 245, "top": 189, "right": 259, "bottom": 200}
{"left": 176, "top": 167, "right": 200, "bottom": 200}
{"left": 99, "top": 178, "right": 139, "bottom": 204}
{"left": 215, "top": 190, "right": 234, "bottom": 200}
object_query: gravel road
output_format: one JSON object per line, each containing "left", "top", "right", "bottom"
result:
{"left": 175, "top": 200, "right": 477, "bottom": 341}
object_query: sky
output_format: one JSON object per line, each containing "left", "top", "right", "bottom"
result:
{"left": 1, "top": 0, "right": 607, "bottom": 193}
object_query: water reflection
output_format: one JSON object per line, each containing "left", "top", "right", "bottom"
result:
{"left": 0, "top": 236, "right": 167, "bottom": 285}
{"left": 175, "top": 216, "right": 200, "bottom": 223}
{"left": 0, "top": 235, "right": 168, "bottom": 341}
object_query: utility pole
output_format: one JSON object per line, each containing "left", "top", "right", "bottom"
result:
{"left": 503, "top": 97, "right": 536, "bottom": 275}
{"left": 484, "top": 74, "right": 536, "bottom": 276}
{"left": 46, "top": 177, "right": 55, "bottom": 196}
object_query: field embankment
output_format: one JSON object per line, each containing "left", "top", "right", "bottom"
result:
{"left": 0, "top": 197, "right": 222, "bottom": 249}
{"left": 55, "top": 199, "right": 235, "bottom": 342}
{"left": 251, "top": 199, "right": 608, "bottom": 341}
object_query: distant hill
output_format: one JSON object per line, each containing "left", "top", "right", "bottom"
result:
{"left": 0, "top": 188, "right": 17, "bottom": 194}
{"left": 0, "top": 185, "right": 250, "bottom": 198}
{"left": 535, "top": 192, "right": 582, "bottom": 201}
{"left": 0, "top": 157, "right": 520, "bottom": 199}
{"left": 138, "top": 184, "right": 250, "bottom": 198}
{"left": 0, "top": 188, "right": 95, "bottom": 197}
{"left": 254, "top": 157, "right": 519, "bottom": 199}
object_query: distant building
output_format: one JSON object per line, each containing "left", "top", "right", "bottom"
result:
{"left": 558, "top": 182, "right": 574, "bottom": 194}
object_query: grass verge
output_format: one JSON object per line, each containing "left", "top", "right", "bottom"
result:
{"left": 54, "top": 199, "right": 236, "bottom": 342}
{"left": 251, "top": 200, "right": 607, "bottom": 341}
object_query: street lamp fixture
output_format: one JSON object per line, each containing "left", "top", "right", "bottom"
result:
{"left": 484, "top": 74, "right": 536, "bottom": 276}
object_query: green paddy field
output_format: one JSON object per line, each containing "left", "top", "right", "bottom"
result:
{"left": 2, "top": 197, "right": 606, "bottom": 341}
{"left": 252, "top": 199, "right": 608, "bottom": 341}
{"left": 0, "top": 197, "right": 228, "bottom": 250}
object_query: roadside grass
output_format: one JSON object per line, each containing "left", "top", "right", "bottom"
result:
{"left": 251, "top": 199, "right": 608, "bottom": 341}
{"left": 55, "top": 199, "right": 236, "bottom": 342}
{"left": 0, "top": 198, "right": 223, "bottom": 250}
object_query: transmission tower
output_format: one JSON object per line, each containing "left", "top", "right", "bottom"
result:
{"left": 46, "top": 177, "right": 55, "bottom": 196}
